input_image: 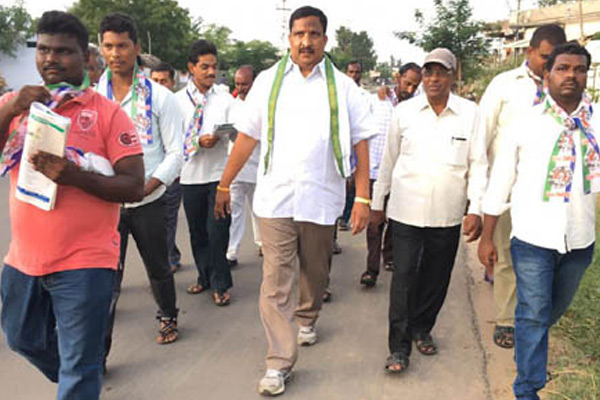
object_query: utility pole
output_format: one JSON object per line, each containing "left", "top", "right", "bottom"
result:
{"left": 276, "top": 0, "right": 291, "bottom": 53}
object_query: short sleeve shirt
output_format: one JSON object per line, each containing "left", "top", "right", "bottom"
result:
{"left": 1, "top": 89, "right": 143, "bottom": 276}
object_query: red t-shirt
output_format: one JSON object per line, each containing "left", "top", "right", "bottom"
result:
{"left": 0, "top": 89, "right": 143, "bottom": 276}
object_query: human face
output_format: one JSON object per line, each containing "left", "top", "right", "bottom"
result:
{"left": 86, "top": 53, "right": 104, "bottom": 85}
{"left": 188, "top": 54, "right": 217, "bottom": 92}
{"left": 150, "top": 70, "right": 175, "bottom": 91}
{"left": 36, "top": 33, "right": 87, "bottom": 86}
{"left": 546, "top": 54, "right": 588, "bottom": 108}
{"left": 526, "top": 40, "right": 555, "bottom": 78}
{"left": 397, "top": 69, "right": 422, "bottom": 100}
{"left": 422, "top": 63, "right": 454, "bottom": 103}
{"left": 101, "top": 31, "right": 140, "bottom": 76}
{"left": 234, "top": 70, "right": 253, "bottom": 100}
{"left": 289, "top": 16, "right": 328, "bottom": 76}
{"left": 346, "top": 63, "right": 362, "bottom": 85}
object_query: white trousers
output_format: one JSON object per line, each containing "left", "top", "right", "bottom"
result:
{"left": 227, "top": 181, "right": 261, "bottom": 260}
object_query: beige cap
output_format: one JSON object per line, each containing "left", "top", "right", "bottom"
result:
{"left": 423, "top": 48, "right": 457, "bottom": 71}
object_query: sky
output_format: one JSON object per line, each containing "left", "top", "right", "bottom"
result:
{"left": 3, "top": 0, "right": 542, "bottom": 65}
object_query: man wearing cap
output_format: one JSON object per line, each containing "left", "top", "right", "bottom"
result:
{"left": 372, "top": 48, "right": 487, "bottom": 372}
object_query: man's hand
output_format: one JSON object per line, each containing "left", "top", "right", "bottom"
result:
{"left": 29, "top": 150, "right": 79, "bottom": 185}
{"left": 477, "top": 237, "right": 497, "bottom": 278}
{"left": 10, "top": 86, "right": 52, "bottom": 116}
{"left": 214, "top": 187, "right": 231, "bottom": 220}
{"left": 370, "top": 209, "right": 385, "bottom": 227}
{"left": 199, "top": 135, "right": 220, "bottom": 149}
{"left": 143, "top": 177, "right": 163, "bottom": 197}
{"left": 350, "top": 203, "right": 370, "bottom": 235}
{"left": 377, "top": 86, "right": 390, "bottom": 101}
{"left": 463, "top": 214, "right": 482, "bottom": 243}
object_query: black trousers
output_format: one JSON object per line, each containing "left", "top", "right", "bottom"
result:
{"left": 164, "top": 179, "right": 182, "bottom": 266}
{"left": 388, "top": 220, "right": 460, "bottom": 356}
{"left": 105, "top": 196, "right": 178, "bottom": 358}
{"left": 182, "top": 182, "right": 232, "bottom": 292}
{"left": 366, "top": 179, "right": 393, "bottom": 276}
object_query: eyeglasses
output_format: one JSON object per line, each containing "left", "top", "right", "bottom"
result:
{"left": 422, "top": 68, "right": 452, "bottom": 78}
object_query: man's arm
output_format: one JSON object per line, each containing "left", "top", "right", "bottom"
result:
{"left": 0, "top": 87, "right": 51, "bottom": 152}
{"left": 31, "top": 151, "right": 145, "bottom": 203}
{"left": 478, "top": 214, "right": 499, "bottom": 276}
{"left": 350, "top": 139, "right": 370, "bottom": 234}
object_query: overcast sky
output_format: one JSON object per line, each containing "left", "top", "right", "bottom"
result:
{"left": 5, "top": 0, "right": 542, "bottom": 65}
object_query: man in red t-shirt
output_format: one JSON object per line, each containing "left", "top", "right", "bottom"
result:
{"left": 0, "top": 11, "right": 144, "bottom": 400}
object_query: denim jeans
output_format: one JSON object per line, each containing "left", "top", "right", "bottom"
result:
{"left": 1, "top": 264, "right": 114, "bottom": 400}
{"left": 511, "top": 237, "right": 594, "bottom": 400}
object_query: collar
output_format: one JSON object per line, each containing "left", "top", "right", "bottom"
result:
{"left": 286, "top": 55, "right": 326, "bottom": 79}
{"left": 544, "top": 92, "right": 590, "bottom": 118}
{"left": 417, "top": 92, "right": 460, "bottom": 115}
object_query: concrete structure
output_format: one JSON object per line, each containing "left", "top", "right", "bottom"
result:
{"left": 0, "top": 39, "right": 39, "bottom": 92}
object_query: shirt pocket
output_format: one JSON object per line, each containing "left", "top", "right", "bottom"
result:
{"left": 445, "top": 134, "right": 469, "bottom": 166}
{"left": 399, "top": 134, "right": 416, "bottom": 156}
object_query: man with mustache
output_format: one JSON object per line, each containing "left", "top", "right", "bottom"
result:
{"left": 176, "top": 39, "right": 234, "bottom": 306}
{"left": 215, "top": 6, "right": 374, "bottom": 395}
{"left": 0, "top": 11, "right": 144, "bottom": 399}
{"left": 372, "top": 48, "right": 487, "bottom": 373}
{"left": 97, "top": 12, "right": 183, "bottom": 348}
{"left": 479, "top": 42, "right": 597, "bottom": 400}
{"left": 377, "top": 62, "right": 422, "bottom": 102}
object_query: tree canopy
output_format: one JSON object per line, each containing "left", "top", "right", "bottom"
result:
{"left": 0, "top": 1, "right": 34, "bottom": 57}
{"left": 329, "top": 26, "right": 377, "bottom": 71}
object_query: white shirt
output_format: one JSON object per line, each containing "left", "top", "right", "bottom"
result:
{"left": 370, "top": 94, "right": 395, "bottom": 180}
{"left": 229, "top": 97, "right": 260, "bottom": 184}
{"left": 96, "top": 75, "right": 184, "bottom": 208}
{"left": 176, "top": 83, "right": 233, "bottom": 185}
{"left": 372, "top": 93, "right": 488, "bottom": 227}
{"left": 236, "top": 57, "right": 375, "bottom": 225}
{"left": 478, "top": 63, "right": 540, "bottom": 165}
{"left": 482, "top": 100, "right": 597, "bottom": 253}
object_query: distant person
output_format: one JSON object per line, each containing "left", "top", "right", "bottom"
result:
{"left": 226, "top": 65, "right": 262, "bottom": 266}
{"left": 360, "top": 62, "right": 422, "bottom": 287}
{"left": 477, "top": 24, "right": 566, "bottom": 349}
{"left": 176, "top": 39, "right": 234, "bottom": 306}
{"left": 150, "top": 61, "right": 184, "bottom": 273}
{"left": 0, "top": 11, "right": 144, "bottom": 399}
{"left": 372, "top": 48, "right": 487, "bottom": 373}
{"left": 479, "top": 42, "right": 597, "bottom": 400}
{"left": 215, "top": 6, "right": 373, "bottom": 395}
{"left": 97, "top": 12, "right": 183, "bottom": 349}
{"left": 86, "top": 43, "right": 106, "bottom": 85}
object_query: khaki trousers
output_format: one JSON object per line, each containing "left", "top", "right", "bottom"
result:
{"left": 257, "top": 217, "right": 334, "bottom": 371}
{"left": 493, "top": 210, "right": 517, "bottom": 327}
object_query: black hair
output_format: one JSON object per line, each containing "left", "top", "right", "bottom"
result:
{"left": 545, "top": 41, "right": 592, "bottom": 71}
{"left": 151, "top": 62, "right": 175, "bottom": 80}
{"left": 37, "top": 11, "right": 89, "bottom": 52}
{"left": 530, "top": 24, "right": 566, "bottom": 48}
{"left": 289, "top": 6, "right": 327, "bottom": 34}
{"left": 399, "top": 62, "right": 421, "bottom": 75}
{"left": 345, "top": 61, "right": 361, "bottom": 71}
{"left": 100, "top": 12, "right": 138, "bottom": 44}
{"left": 187, "top": 40, "right": 217, "bottom": 64}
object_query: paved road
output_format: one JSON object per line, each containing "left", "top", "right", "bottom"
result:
{"left": 0, "top": 179, "right": 511, "bottom": 399}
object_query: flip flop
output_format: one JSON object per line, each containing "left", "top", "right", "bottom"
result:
{"left": 385, "top": 352, "right": 409, "bottom": 373}
{"left": 186, "top": 284, "right": 205, "bottom": 295}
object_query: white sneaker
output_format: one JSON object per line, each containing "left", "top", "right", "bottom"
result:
{"left": 297, "top": 325, "right": 318, "bottom": 346}
{"left": 258, "top": 369, "right": 290, "bottom": 396}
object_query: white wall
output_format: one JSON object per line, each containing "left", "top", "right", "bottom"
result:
{"left": 0, "top": 43, "right": 40, "bottom": 92}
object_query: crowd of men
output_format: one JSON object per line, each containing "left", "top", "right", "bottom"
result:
{"left": 0, "top": 5, "right": 596, "bottom": 400}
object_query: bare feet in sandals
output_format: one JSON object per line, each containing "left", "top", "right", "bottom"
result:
{"left": 385, "top": 352, "right": 409, "bottom": 373}
{"left": 156, "top": 317, "right": 178, "bottom": 345}
{"left": 186, "top": 284, "right": 205, "bottom": 295}
{"left": 213, "top": 291, "right": 231, "bottom": 306}
{"left": 414, "top": 333, "right": 438, "bottom": 355}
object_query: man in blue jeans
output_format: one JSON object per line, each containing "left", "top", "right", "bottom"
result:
{"left": 0, "top": 11, "right": 144, "bottom": 400}
{"left": 479, "top": 42, "right": 597, "bottom": 400}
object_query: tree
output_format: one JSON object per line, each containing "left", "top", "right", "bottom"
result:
{"left": 0, "top": 1, "right": 34, "bottom": 57}
{"left": 538, "top": 0, "right": 575, "bottom": 6}
{"left": 395, "top": 0, "right": 489, "bottom": 90}
{"left": 69, "top": 0, "right": 200, "bottom": 70}
{"left": 330, "top": 26, "right": 377, "bottom": 71}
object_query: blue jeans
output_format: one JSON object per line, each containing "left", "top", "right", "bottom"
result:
{"left": 511, "top": 238, "right": 594, "bottom": 400}
{"left": 1, "top": 264, "right": 115, "bottom": 400}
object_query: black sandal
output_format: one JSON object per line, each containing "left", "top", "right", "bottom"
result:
{"left": 385, "top": 352, "right": 409, "bottom": 373}
{"left": 360, "top": 271, "right": 377, "bottom": 287}
{"left": 156, "top": 317, "right": 178, "bottom": 345}
{"left": 414, "top": 333, "right": 437, "bottom": 356}
{"left": 493, "top": 325, "right": 515, "bottom": 349}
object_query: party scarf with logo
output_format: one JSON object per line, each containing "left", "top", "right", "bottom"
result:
{"left": 264, "top": 51, "right": 345, "bottom": 177}
{"left": 0, "top": 73, "right": 91, "bottom": 176}
{"left": 101, "top": 63, "right": 153, "bottom": 145}
{"left": 525, "top": 61, "right": 545, "bottom": 105}
{"left": 543, "top": 94, "right": 600, "bottom": 202}
{"left": 183, "top": 79, "right": 208, "bottom": 161}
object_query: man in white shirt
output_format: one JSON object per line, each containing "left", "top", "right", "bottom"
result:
{"left": 97, "top": 13, "right": 183, "bottom": 349}
{"left": 478, "top": 24, "right": 566, "bottom": 349}
{"left": 478, "top": 43, "right": 597, "bottom": 400}
{"left": 176, "top": 40, "right": 234, "bottom": 306}
{"left": 226, "top": 65, "right": 261, "bottom": 266}
{"left": 360, "top": 62, "right": 422, "bottom": 287}
{"left": 372, "top": 48, "right": 487, "bottom": 373}
{"left": 214, "top": 6, "right": 374, "bottom": 395}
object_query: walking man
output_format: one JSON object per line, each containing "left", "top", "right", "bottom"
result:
{"left": 372, "top": 48, "right": 487, "bottom": 373}
{"left": 479, "top": 42, "right": 597, "bottom": 400}
{"left": 477, "top": 24, "right": 566, "bottom": 349}
{"left": 97, "top": 12, "right": 182, "bottom": 346}
{"left": 215, "top": 6, "right": 374, "bottom": 395}
{"left": 176, "top": 39, "right": 234, "bottom": 306}
{"left": 0, "top": 11, "right": 144, "bottom": 399}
